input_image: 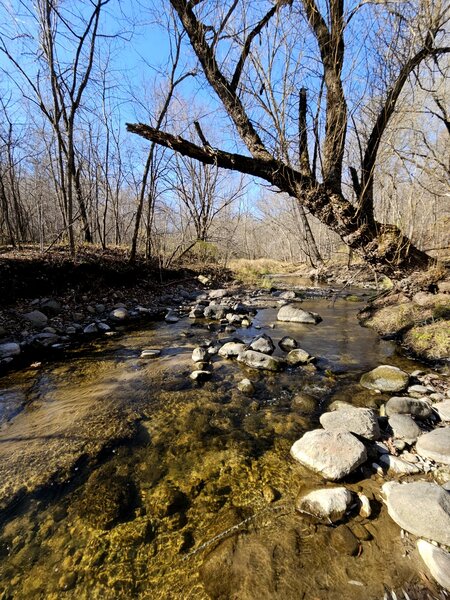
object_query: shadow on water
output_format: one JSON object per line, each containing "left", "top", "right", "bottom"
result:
{"left": 0, "top": 285, "right": 441, "bottom": 599}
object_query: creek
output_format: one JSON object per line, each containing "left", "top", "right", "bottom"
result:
{"left": 0, "top": 279, "right": 439, "bottom": 599}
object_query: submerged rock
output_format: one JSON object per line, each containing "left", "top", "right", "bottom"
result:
{"left": 382, "top": 481, "right": 450, "bottom": 545}
{"left": 360, "top": 365, "right": 409, "bottom": 392}
{"left": 237, "top": 350, "right": 285, "bottom": 372}
{"left": 416, "top": 428, "right": 450, "bottom": 464}
{"left": 248, "top": 334, "right": 275, "bottom": 355}
{"left": 277, "top": 304, "right": 322, "bottom": 324}
{"left": 296, "top": 487, "right": 352, "bottom": 523}
{"left": 417, "top": 539, "right": 450, "bottom": 591}
{"left": 385, "top": 397, "right": 432, "bottom": 420}
{"left": 237, "top": 378, "right": 254, "bottom": 394}
{"left": 190, "top": 370, "right": 212, "bottom": 382}
{"left": 319, "top": 406, "right": 380, "bottom": 440}
{"left": 290, "top": 429, "right": 367, "bottom": 480}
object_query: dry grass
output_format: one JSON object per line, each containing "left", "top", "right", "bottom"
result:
{"left": 227, "top": 258, "right": 299, "bottom": 285}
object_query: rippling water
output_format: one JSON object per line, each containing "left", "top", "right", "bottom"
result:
{"left": 0, "top": 286, "right": 439, "bottom": 599}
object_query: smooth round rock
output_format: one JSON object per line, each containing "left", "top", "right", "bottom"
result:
{"left": 23, "top": 310, "right": 48, "bottom": 327}
{"left": 277, "top": 304, "right": 322, "bottom": 324}
{"left": 320, "top": 406, "right": 380, "bottom": 440}
{"left": 290, "top": 429, "right": 367, "bottom": 481}
{"left": 383, "top": 481, "right": 450, "bottom": 545}
{"left": 110, "top": 307, "right": 129, "bottom": 321}
{"left": 360, "top": 365, "right": 409, "bottom": 392}
{"left": 192, "top": 347, "right": 208, "bottom": 362}
{"left": 417, "top": 539, "right": 450, "bottom": 591}
{"left": 385, "top": 397, "right": 432, "bottom": 420}
{"left": 378, "top": 454, "right": 420, "bottom": 475}
{"left": 388, "top": 414, "right": 422, "bottom": 444}
{"left": 297, "top": 487, "right": 352, "bottom": 523}
{"left": 416, "top": 428, "right": 450, "bottom": 465}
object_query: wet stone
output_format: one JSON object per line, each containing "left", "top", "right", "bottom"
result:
{"left": 110, "top": 307, "right": 129, "bottom": 321}
{"left": 192, "top": 347, "right": 208, "bottom": 363}
{"left": 140, "top": 349, "right": 161, "bottom": 359}
{"left": 277, "top": 304, "right": 322, "bottom": 324}
{"left": 286, "top": 348, "right": 312, "bottom": 366}
{"left": 237, "top": 350, "right": 285, "bottom": 372}
{"left": 0, "top": 343, "right": 20, "bottom": 358}
{"left": 278, "top": 336, "right": 298, "bottom": 351}
{"left": 237, "top": 378, "right": 254, "bottom": 394}
{"left": 218, "top": 341, "right": 246, "bottom": 358}
{"left": 360, "top": 365, "right": 409, "bottom": 392}
{"left": 249, "top": 334, "right": 275, "bottom": 355}
{"left": 190, "top": 370, "right": 212, "bottom": 382}
{"left": 296, "top": 487, "right": 352, "bottom": 523}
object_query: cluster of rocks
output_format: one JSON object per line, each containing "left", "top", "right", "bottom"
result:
{"left": 290, "top": 363, "right": 450, "bottom": 591}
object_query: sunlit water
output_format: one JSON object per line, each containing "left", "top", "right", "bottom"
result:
{"left": 0, "top": 286, "right": 440, "bottom": 599}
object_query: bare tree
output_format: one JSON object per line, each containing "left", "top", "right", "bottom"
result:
{"left": 128, "top": 0, "right": 449, "bottom": 274}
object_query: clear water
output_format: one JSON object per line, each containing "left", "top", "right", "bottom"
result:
{"left": 0, "top": 289, "right": 440, "bottom": 599}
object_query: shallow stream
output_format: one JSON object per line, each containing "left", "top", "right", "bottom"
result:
{"left": 0, "top": 281, "right": 442, "bottom": 599}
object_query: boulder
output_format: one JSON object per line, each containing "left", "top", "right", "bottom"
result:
{"left": 237, "top": 350, "right": 285, "bottom": 372}
{"left": 296, "top": 487, "right": 353, "bottom": 523}
{"left": 218, "top": 342, "right": 246, "bottom": 358}
{"left": 388, "top": 414, "right": 422, "bottom": 444}
{"left": 278, "top": 336, "right": 298, "bottom": 351}
{"left": 286, "top": 348, "right": 312, "bottom": 366}
{"left": 0, "top": 342, "right": 20, "bottom": 358}
{"left": 83, "top": 323, "right": 98, "bottom": 334}
{"left": 416, "top": 428, "right": 450, "bottom": 465}
{"left": 192, "top": 347, "right": 208, "bottom": 363}
{"left": 23, "top": 310, "right": 48, "bottom": 328}
{"left": 290, "top": 429, "right": 367, "bottom": 480}
{"left": 435, "top": 401, "right": 450, "bottom": 422}
{"left": 277, "top": 304, "right": 322, "bottom": 324}
{"left": 360, "top": 365, "right": 409, "bottom": 392}
{"left": 417, "top": 540, "right": 450, "bottom": 592}
{"left": 378, "top": 454, "right": 421, "bottom": 475}
{"left": 110, "top": 307, "right": 129, "bottom": 321}
{"left": 319, "top": 406, "right": 380, "bottom": 440}
{"left": 248, "top": 334, "right": 275, "bottom": 355}
{"left": 385, "top": 397, "right": 432, "bottom": 420}
{"left": 382, "top": 481, "right": 450, "bottom": 545}
{"left": 40, "top": 298, "right": 62, "bottom": 316}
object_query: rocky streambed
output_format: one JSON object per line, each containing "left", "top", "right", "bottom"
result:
{"left": 0, "top": 279, "right": 449, "bottom": 599}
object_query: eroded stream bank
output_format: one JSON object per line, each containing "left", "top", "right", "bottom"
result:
{"left": 0, "top": 280, "right": 448, "bottom": 599}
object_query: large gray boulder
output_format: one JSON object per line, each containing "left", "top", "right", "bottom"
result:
{"left": 237, "top": 350, "right": 285, "bottom": 371}
{"left": 360, "top": 365, "right": 409, "bottom": 392}
{"left": 382, "top": 481, "right": 450, "bottom": 545}
{"left": 388, "top": 414, "right": 422, "bottom": 444}
{"left": 218, "top": 342, "right": 246, "bottom": 358}
{"left": 248, "top": 334, "right": 275, "bottom": 355}
{"left": 0, "top": 342, "right": 20, "bottom": 358}
{"left": 319, "top": 406, "right": 380, "bottom": 440}
{"left": 417, "top": 540, "right": 450, "bottom": 592}
{"left": 290, "top": 429, "right": 367, "bottom": 480}
{"left": 297, "top": 487, "right": 353, "bottom": 523}
{"left": 416, "top": 428, "right": 450, "bottom": 465}
{"left": 277, "top": 304, "right": 322, "bottom": 324}
{"left": 23, "top": 310, "right": 48, "bottom": 328}
{"left": 385, "top": 397, "right": 432, "bottom": 420}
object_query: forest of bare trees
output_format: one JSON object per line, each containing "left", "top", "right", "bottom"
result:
{"left": 0, "top": 0, "right": 448, "bottom": 272}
